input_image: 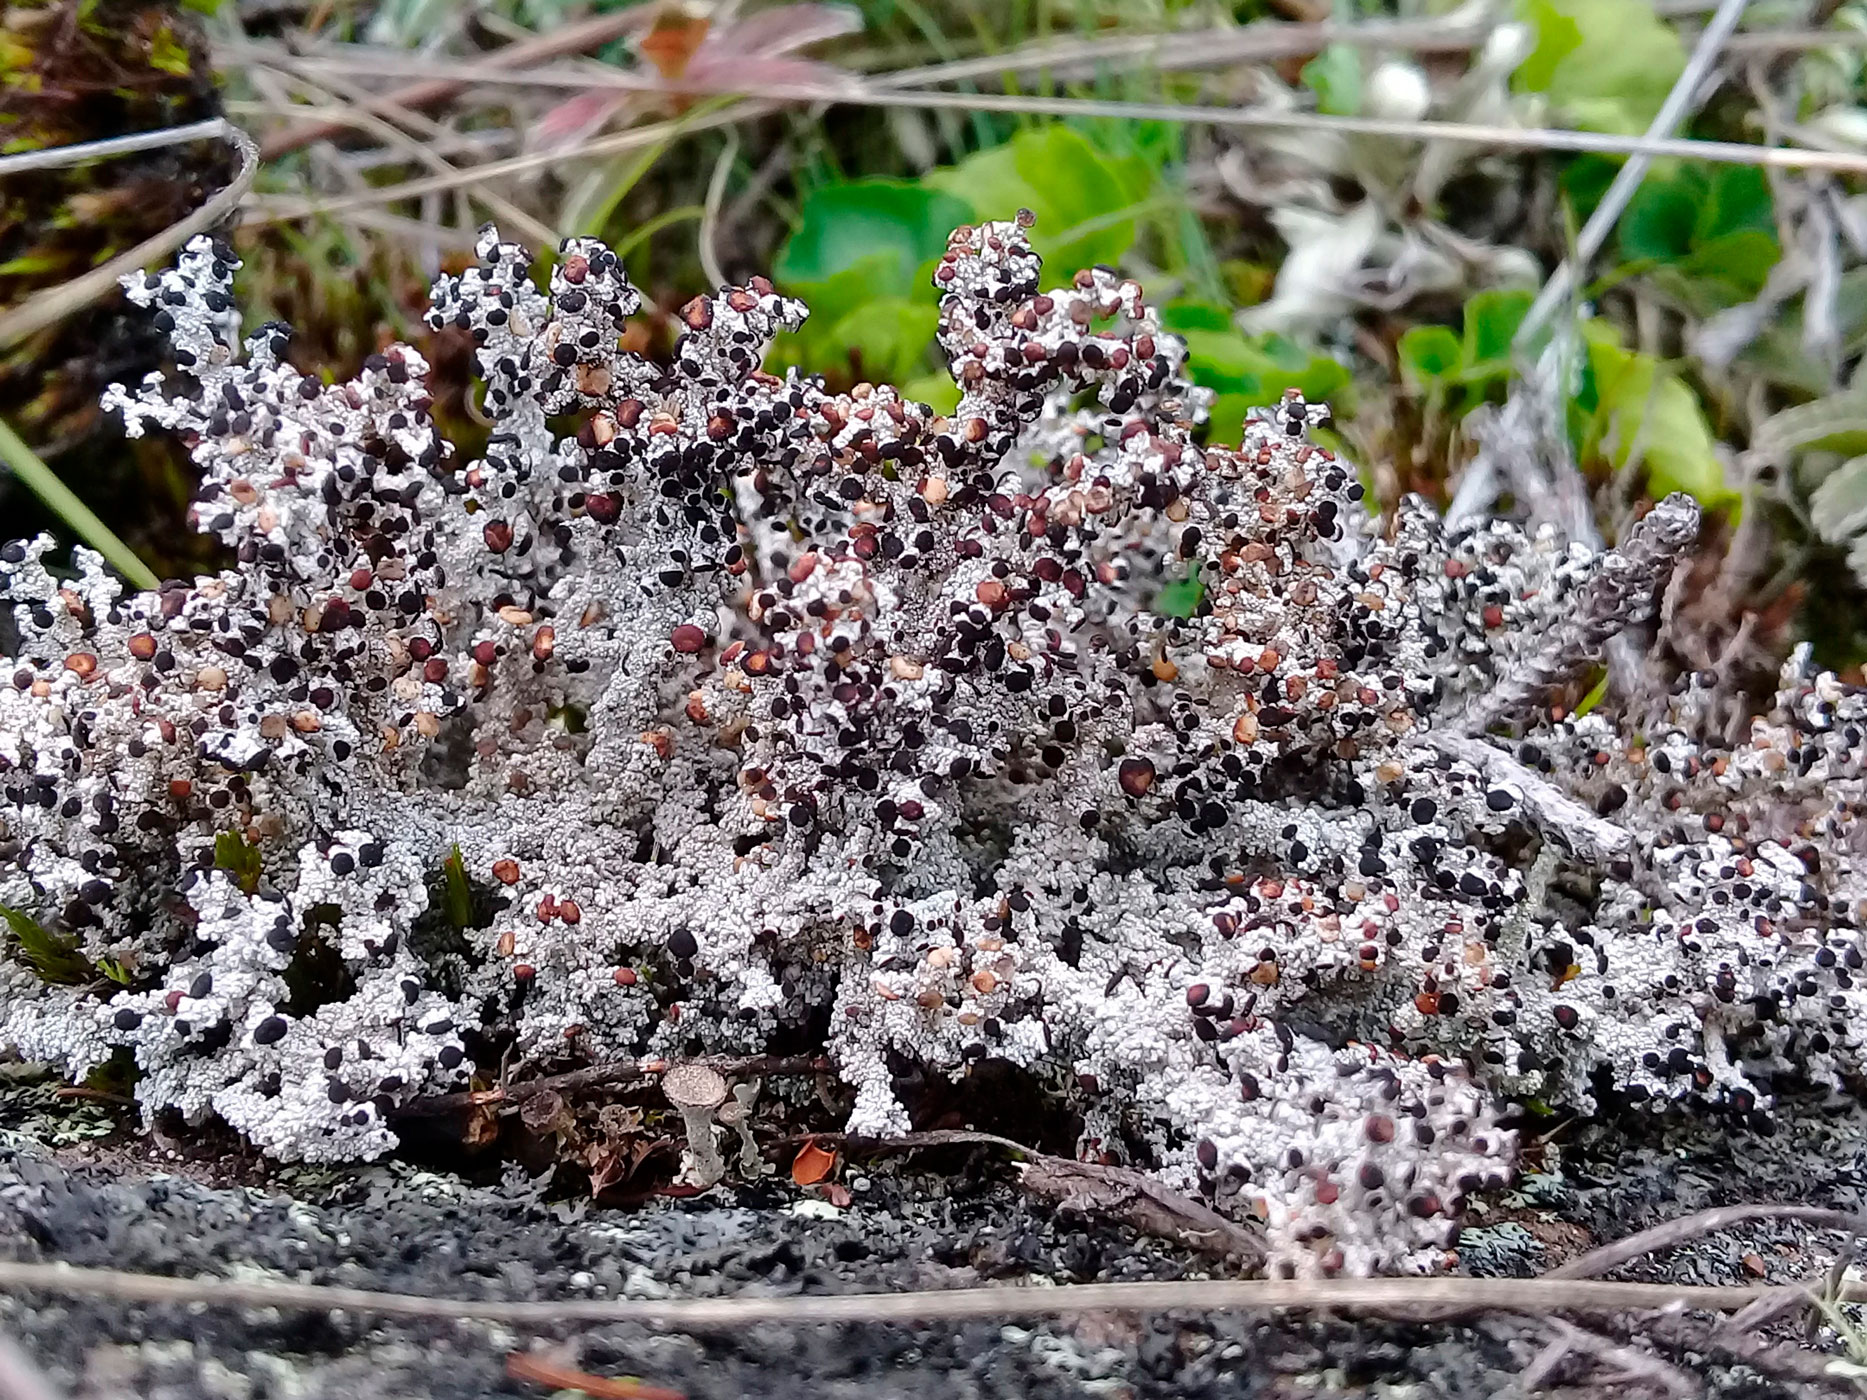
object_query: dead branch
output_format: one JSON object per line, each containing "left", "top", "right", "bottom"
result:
{"left": 829, "top": 1130, "right": 1262, "bottom": 1265}
{"left": 1520, "top": 1317, "right": 1700, "bottom": 1397}
{"left": 1547, "top": 1205, "right": 1867, "bottom": 1281}
{"left": 1425, "top": 731, "right": 1631, "bottom": 865}
{"left": 0, "top": 1257, "right": 1858, "bottom": 1330}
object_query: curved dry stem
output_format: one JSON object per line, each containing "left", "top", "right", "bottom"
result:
{"left": 0, "top": 122, "right": 260, "bottom": 354}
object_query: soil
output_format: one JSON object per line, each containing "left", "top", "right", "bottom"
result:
{"left": 1, "top": 1074, "right": 1864, "bottom": 1399}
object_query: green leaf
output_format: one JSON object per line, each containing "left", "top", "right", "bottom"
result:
{"left": 1397, "top": 325, "right": 1463, "bottom": 388}
{"left": 1513, "top": 0, "right": 1685, "bottom": 135}
{"left": 442, "top": 845, "right": 473, "bottom": 932}
{"left": 776, "top": 180, "right": 973, "bottom": 301}
{"left": 1571, "top": 667, "right": 1611, "bottom": 719}
{"left": 1155, "top": 575, "right": 1204, "bottom": 618}
{"left": 1617, "top": 165, "right": 1780, "bottom": 303}
{"left": 776, "top": 252, "right": 901, "bottom": 332}
{"left": 770, "top": 295, "right": 939, "bottom": 386}
{"left": 1618, "top": 177, "right": 1700, "bottom": 265}
{"left": 924, "top": 125, "right": 1151, "bottom": 283}
{"left": 1461, "top": 289, "right": 1534, "bottom": 370}
{"left": 214, "top": 831, "right": 264, "bottom": 895}
{"left": 1301, "top": 44, "right": 1363, "bottom": 116}
{"left": 1583, "top": 327, "right": 1734, "bottom": 506}
{"left": 1, "top": 905, "right": 93, "bottom": 985}
{"left": 1159, "top": 306, "right": 1351, "bottom": 446}
{"left": 899, "top": 372, "right": 961, "bottom": 414}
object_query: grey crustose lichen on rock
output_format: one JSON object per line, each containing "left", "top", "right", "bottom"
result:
{"left": 1, "top": 209, "right": 1861, "bottom": 1279}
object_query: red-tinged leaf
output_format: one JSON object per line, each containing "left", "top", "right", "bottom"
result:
{"left": 791, "top": 1137, "right": 837, "bottom": 1184}
{"left": 532, "top": 92, "right": 628, "bottom": 151}
{"left": 683, "top": 53, "right": 855, "bottom": 90}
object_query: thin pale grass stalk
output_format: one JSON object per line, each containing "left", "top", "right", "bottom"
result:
{"left": 0, "top": 122, "right": 259, "bottom": 353}
{"left": 240, "top": 199, "right": 480, "bottom": 248}
{"left": 0, "top": 1257, "right": 1863, "bottom": 1328}
{"left": 1514, "top": 0, "right": 1752, "bottom": 353}
{"left": 611, "top": 206, "right": 706, "bottom": 263}
{"left": 0, "top": 419, "right": 161, "bottom": 591}
{"left": 223, "top": 65, "right": 1867, "bottom": 184}
{"left": 257, "top": 9, "right": 653, "bottom": 158}
{"left": 0, "top": 118, "right": 229, "bottom": 178}
{"left": 244, "top": 102, "right": 777, "bottom": 227}
{"left": 254, "top": 62, "right": 559, "bottom": 247}
{"left": 699, "top": 131, "right": 740, "bottom": 289}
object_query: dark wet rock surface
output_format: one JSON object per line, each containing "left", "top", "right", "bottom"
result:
{"left": 1, "top": 1080, "right": 1864, "bottom": 1398}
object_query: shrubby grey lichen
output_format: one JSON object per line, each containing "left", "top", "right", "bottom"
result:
{"left": 1, "top": 214, "right": 1861, "bottom": 1278}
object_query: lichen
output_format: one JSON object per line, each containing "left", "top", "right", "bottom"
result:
{"left": 2, "top": 214, "right": 1862, "bottom": 1279}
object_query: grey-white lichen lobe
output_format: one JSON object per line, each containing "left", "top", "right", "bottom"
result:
{"left": 1, "top": 215, "right": 1862, "bottom": 1279}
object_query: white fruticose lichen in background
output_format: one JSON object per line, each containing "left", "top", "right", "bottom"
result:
{"left": 2, "top": 217, "right": 1861, "bottom": 1279}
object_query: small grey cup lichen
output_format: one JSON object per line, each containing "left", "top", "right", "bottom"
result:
{"left": 662, "top": 1061, "right": 730, "bottom": 1188}
{"left": 0, "top": 213, "right": 1862, "bottom": 1279}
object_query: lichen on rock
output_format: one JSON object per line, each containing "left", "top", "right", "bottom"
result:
{"left": 2, "top": 213, "right": 1862, "bottom": 1278}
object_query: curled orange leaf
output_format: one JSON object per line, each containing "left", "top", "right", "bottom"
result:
{"left": 791, "top": 1137, "right": 836, "bottom": 1185}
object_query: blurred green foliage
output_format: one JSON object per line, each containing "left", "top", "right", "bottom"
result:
{"left": 769, "top": 123, "right": 1348, "bottom": 437}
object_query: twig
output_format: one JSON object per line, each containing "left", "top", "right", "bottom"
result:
{"left": 215, "top": 48, "right": 1867, "bottom": 174}
{"left": 0, "top": 1258, "right": 1853, "bottom": 1328}
{"left": 828, "top": 1129, "right": 1262, "bottom": 1264}
{"left": 1548, "top": 1204, "right": 1867, "bottom": 1281}
{"left": 393, "top": 1055, "right": 830, "bottom": 1119}
{"left": 241, "top": 199, "right": 481, "bottom": 249}
{"left": 1424, "top": 730, "right": 1631, "bottom": 865}
{"left": 1525, "top": 1317, "right": 1701, "bottom": 1397}
{"left": 257, "top": 11, "right": 654, "bottom": 159}
{"left": 0, "top": 122, "right": 259, "bottom": 355}
{"left": 0, "top": 417, "right": 160, "bottom": 591}
{"left": 1456, "top": 494, "right": 1701, "bottom": 735}
{"left": 505, "top": 1351, "right": 684, "bottom": 1400}
{"left": 1613, "top": 1312, "right": 1863, "bottom": 1391}
{"left": 1514, "top": 0, "right": 1752, "bottom": 354}
{"left": 0, "top": 119, "right": 230, "bottom": 179}
{"left": 1018, "top": 1155, "right": 1264, "bottom": 1264}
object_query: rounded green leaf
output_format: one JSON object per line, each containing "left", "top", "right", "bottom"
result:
{"left": 776, "top": 179, "right": 975, "bottom": 299}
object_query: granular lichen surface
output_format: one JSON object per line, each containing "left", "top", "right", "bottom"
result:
{"left": 2, "top": 213, "right": 1862, "bottom": 1280}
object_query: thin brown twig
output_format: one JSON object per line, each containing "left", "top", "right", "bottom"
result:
{"left": 244, "top": 100, "right": 776, "bottom": 229}
{"left": 0, "top": 1257, "right": 1855, "bottom": 1328}
{"left": 1528, "top": 1317, "right": 1700, "bottom": 1397}
{"left": 1610, "top": 1312, "right": 1861, "bottom": 1391}
{"left": 504, "top": 1350, "right": 684, "bottom": 1400}
{"left": 1547, "top": 1205, "right": 1867, "bottom": 1280}
{"left": 821, "top": 1129, "right": 1263, "bottom": 1263}
{"left": 392, "top": 1055, "right": 830, "bottom": 1119}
